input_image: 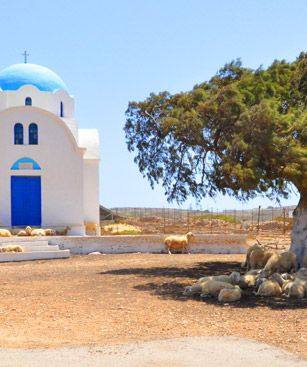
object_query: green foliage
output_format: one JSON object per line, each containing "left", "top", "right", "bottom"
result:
{"left": 124, "top": 53, "right": 307, "bottom": 203}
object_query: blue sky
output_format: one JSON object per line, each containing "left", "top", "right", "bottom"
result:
{"left": 1, "top": 0, "right": 306, "bottom": 210}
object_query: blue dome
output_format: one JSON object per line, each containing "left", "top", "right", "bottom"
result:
{"left": 0, "top": 63, "right": 68, "bottom": 92}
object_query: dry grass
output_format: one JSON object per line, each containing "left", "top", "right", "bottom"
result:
{"left": 102, "top": 223, "right": 142, "bottom": 235}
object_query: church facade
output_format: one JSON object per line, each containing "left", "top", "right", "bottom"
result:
{"left": 0, "top": 63, "right": 100, "bottom": 235}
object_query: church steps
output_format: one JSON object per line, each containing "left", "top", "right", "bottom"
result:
{"left": 0, "top": 250, "right": 70, "bottom": 262}
{"left": 0, "top": 237, "right": 70, "bottom": 262}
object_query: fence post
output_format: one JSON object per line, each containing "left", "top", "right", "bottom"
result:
{"left": 187, "top": 210, "right": 190, "bottom": 232}
{"left": 283, "top": 208, "right": 286, "bottom": 235}
{"left": 163, "top": 207, "right": 165, "bottom": 234}
{"left": 257, "top": 205, "right": 261, "bottom": 234}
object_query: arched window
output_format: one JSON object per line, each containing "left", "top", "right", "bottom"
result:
{"left": 29, "top": 123, "right": 38, "bottom": 145}
{"left": 25, "top": 97, "right": 32, "bottom": 106}
{"left": 14, "top": 123, "right": 24, "bottom": 145}
{"left": 60, "top": 102, "right": 64, "bottom": 117}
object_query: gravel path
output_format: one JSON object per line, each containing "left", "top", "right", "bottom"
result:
{"left": 1, "top": 337, "right": 306, "bottom": 367}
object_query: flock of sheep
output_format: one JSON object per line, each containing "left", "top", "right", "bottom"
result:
{"left": 183, "top": 240, "right": 307, "bottom": 302}
{"left": 0, "top": 226, "right": 56, "bottom": 237}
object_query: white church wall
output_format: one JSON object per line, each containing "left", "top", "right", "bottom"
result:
{"left": 1, "top": 86, "right": 74, "bottom": 119}
{"left": 83, "top": 159, "right": 100, "bottom": 233}
{"left": 0, "top": 107, "right": 85, "bottom": 234}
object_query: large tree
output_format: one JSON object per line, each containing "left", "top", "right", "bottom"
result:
{"left": 124, "top": 53, "right": 307, "bottom": 264}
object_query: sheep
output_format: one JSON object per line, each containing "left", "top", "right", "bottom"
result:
{"left": 218, "top": 286, "right": 242, "bottom": 303}
{"left": 183, "top": 279, "right": 235, "bottom": 298}
{"left": 197, "top": 274, "right": 233, "bottom": 284}
{"left": 25, "top": 226, "right": 33, "bottom": 236}
{"left": 269, "top": 273, "right": 285, "bottom": 287}
{"left": 249, "top": 248, "right": 274, "bottom": 270}
{"left": 239, "top": 274, "right": 257, "bottom": 289}
{"left": 0, "top": 229, "right": 12, "bottom": 237}
{"left": 44, "top": 228, "right": 56, "bottom": 236}
{"left": 199, "top": 280, "right": 236, "bottom": 298}
{"left": 229, "top": 271, "right": 241, "bottom": 285}
{"left": 17, "top": 230, "right": 28, "bottom": 236}
{"left": 0, "top": 245, "right": 24, "bottom": 253}
{"left": 164, "top": 232, "right": 194, "bottom": 254}
{"left": 279, "top": 251, "right": 297, "bottom": 273}
{"left": 31, "top": 229, "right": 46, "bottom": 237}
{"left": 283, "top": 280, "right": 305, "bottom": 299}
{"left": 241, "top": 242, "right": 263, "bottom": 269}
{"left": 259, "top": 253, "right": 281, "bottom": 278}
{"left": 281, "top": 273, "right": 294, "bottom": 281}
{"left": 256, "top": 279, "right": 282, "bottom": 297}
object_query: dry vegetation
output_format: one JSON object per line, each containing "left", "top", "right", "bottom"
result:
{"left": 0, "top": 250, "right": 306, "bottom": 359}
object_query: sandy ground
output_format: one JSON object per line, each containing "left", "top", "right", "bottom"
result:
{"left": 0, "top": 254, "right": 306, "bottom": 360}
{"left": 1, "top": 337, "right": 307, "bottom": 367}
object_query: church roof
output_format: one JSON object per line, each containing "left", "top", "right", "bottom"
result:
{"left": 0, "top": 63, "right": 68, "bottom": 92}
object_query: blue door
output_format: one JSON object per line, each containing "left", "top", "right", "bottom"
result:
{"left": 11, "top": 176, "right": 41, "bottom": 226}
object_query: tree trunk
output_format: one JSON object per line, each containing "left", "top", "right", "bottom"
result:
{"left": 290, "top": 194, "right": 307, "bottom": 267}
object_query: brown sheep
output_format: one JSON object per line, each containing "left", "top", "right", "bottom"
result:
{"left": 241, "top": 242, "right": 263, "bottom": 269}
{"left": 44, "top": 229, "right": 56, "bottom": 236}
{"left": 256, "top": 279, "right": 282, "bottom": 297}
{"left": 279, "top": 251, "right": 297, "bottom": 273}
{"left": 31, "top": 229, "right": 46, "bottom": 237}
{"left": 283, "top": 280, "right": 305, "bottom": 299}
{"left": 260, "top": 253, "right": 281, "bottom": 278}
{"left": 164, "top": 232, "right": 194, "bottom": 254}
{"left": 17, "top": 230, "right": 28, "bottom": 237}
{"left": 199, "top": 280, "right": 236, "bottom": 298}
{"left": 218, "top": 286, "right": 242, "bottom": 303}
{"left": 0, "top": 229, "right": 12, "bottom": 237}
{"left": 249, "top": 248, "right": 274, "bottom": 270}
{"left": 183, "top": 279, "right": 235, "bottom": 298}
{"left": 0, "top": 245, "right": 24, "bottom": 253}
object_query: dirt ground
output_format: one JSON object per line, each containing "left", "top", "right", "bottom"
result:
{"left": 0, "top": 254, "right": 306, "bottom": 360}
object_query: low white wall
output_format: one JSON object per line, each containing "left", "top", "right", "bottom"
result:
{"left": 46, "top": 234, "right": 247, "bottom": 255}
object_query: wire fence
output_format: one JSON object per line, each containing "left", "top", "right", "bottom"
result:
{"left": 104, "top": 206, "right": 294, "bottom": 236}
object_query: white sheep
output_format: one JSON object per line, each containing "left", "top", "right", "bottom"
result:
{"left": 218, "top": 286, "right": 242, "bottom": 303}
{"left": 239, "top": 274, "right": 257, "bottom": 289}
{"left": 164, "top": 232, "right": 194, "bottom": 254}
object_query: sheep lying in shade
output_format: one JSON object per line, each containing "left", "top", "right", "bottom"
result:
{"left": 218, "top": 286, "right": 242, "bottom": 303}
{"left": 260, "top": 251, "right": 297, "bottom": 278}
{"left": 164, "top": 232, "right": 194, "bottom": 254}
{"left": 0, "top": 229, "right": 12, "bottom": 237}
{"left": 183, "top": 279, "right": 235, "bottom": 298}
{"left": 0, "top": 245, "right": 24, "bottom": 253}
{"left": 256, "top": 279, "right": 282, "bottom": 297}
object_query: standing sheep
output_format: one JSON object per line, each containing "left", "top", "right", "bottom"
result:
{"left": 164, "top": 232, "right": 194, "bottom": 254}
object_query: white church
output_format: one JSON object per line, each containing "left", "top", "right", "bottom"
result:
{"left": 0, "top": 62, "right": 100, "bottom": 235}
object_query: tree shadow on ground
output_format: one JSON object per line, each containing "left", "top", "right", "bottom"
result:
{"left": 98, "top": 261, "right": 307, "bottom": 310}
